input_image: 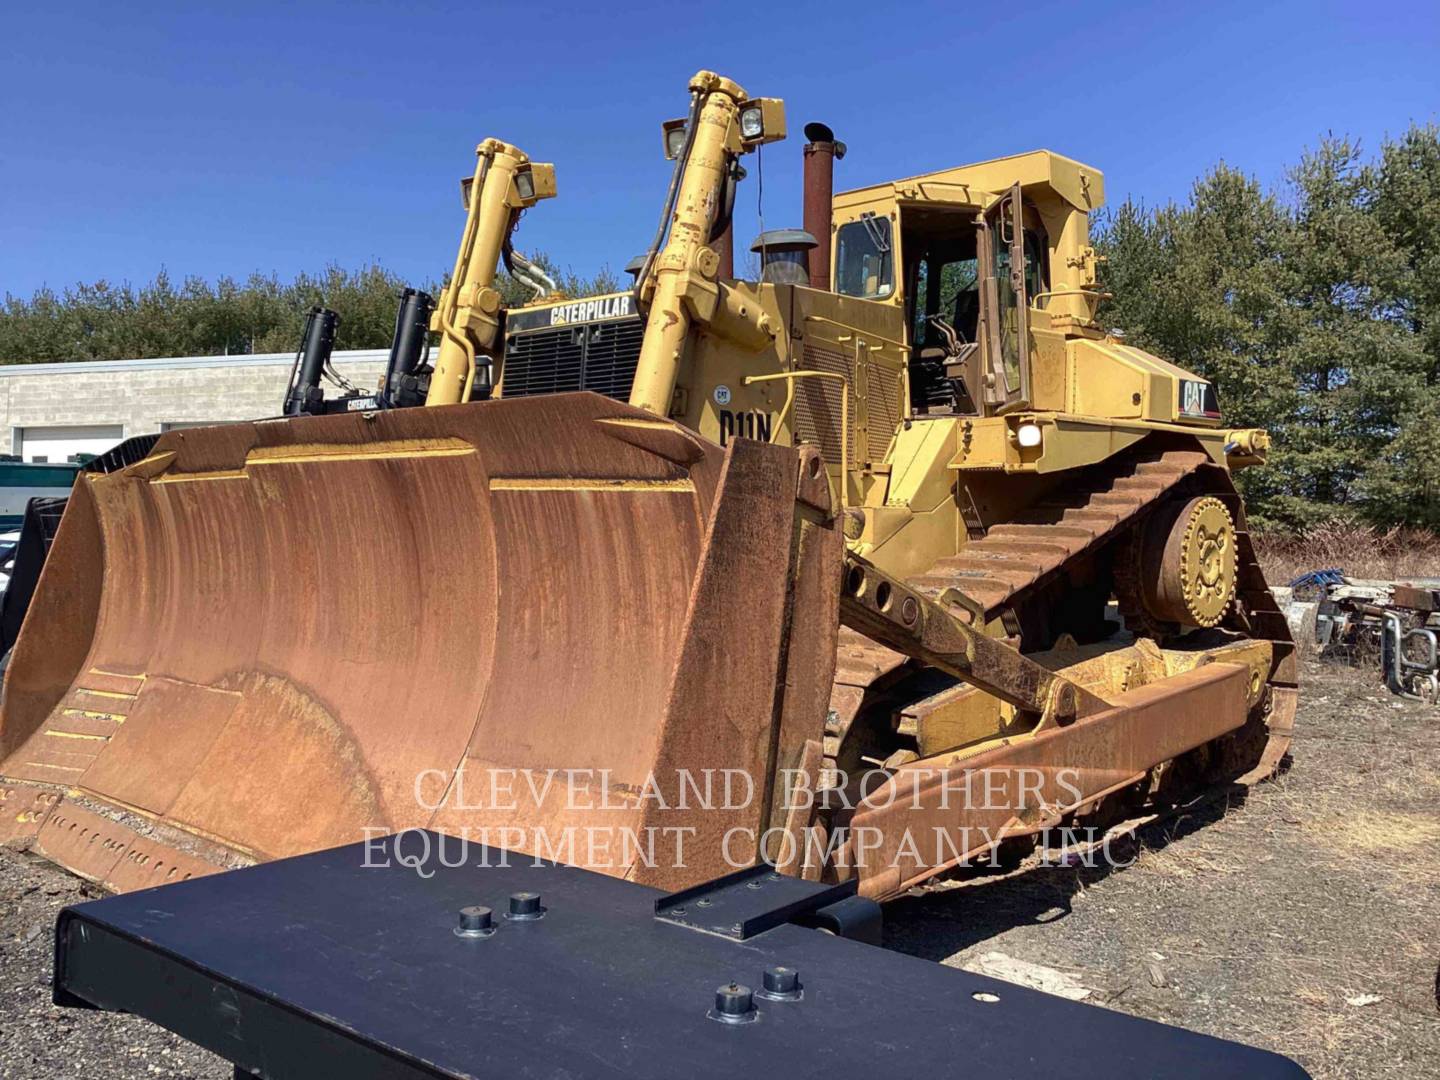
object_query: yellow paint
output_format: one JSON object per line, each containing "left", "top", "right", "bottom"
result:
{"left": 629, "top": 71, "right": 783, "bottom": 415}
{"left": 154, "top": 445, "right": 485, "bottom": 483}
{"left": 74, "top": 688, "right": 136, "bottom": 701}
{"left": 488, "top": 477, "right": 694, "bottom": 492}
{"left": 428, "top": 139, "right": 556, "bottom": 406}
{"left": 248, "top": 440, "right": 475, "bottom": 465}
{"left": 596, "top": 417, "right": 681, "bottom": 430}
{"left": 87, "top": 668, "right": 146, "bottom": 682}
{"left": 43, "top": 730, "right": 108, "bottom": 741}
{"left": 23, "top": 762, "right": 82, "bottom": 773}
{"left": 119, "top": 450, "right": 179, "bottom": 479}
{"left": 150, "top": 470, "right": 249, "bottom": 485}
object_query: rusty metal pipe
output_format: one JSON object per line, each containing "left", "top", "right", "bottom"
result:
{"left": 802, "top": 122, "right": 844, "bottom": 290}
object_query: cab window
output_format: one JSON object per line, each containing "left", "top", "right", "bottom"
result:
{"left": 911, "top": 256, "right": 980, "bottom": 346}
{"left": 992, "top": 229, "right": 1048, "bottom": 301}
{"left": 1025, "top": 229, "right": 1047, "bottom": 297}
{"left": 836, "top": 216, "right": 894, "bottom": 299}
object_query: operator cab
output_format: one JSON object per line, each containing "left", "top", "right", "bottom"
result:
{"left": 834, "top": 187, "right": 1051, "bottom": 419}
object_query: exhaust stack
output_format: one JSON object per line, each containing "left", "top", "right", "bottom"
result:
{"left": 802, "top": 122, "right": 845, "bottom": 290}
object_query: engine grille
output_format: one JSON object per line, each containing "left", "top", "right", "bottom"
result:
{"left": 794, "top": 342, "right": 851, "bottom": 465}
{"left": 792, "top": 340, "right": 903, "bottom": 467}
{"left": 501, "top": 316, "right": 644, "bottom": 401}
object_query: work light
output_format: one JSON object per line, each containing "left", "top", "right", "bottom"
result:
{"left": 662, "top": 119, "right": 688, "bottom": 160}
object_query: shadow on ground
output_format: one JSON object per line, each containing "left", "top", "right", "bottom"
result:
{"left": 883, "top": 787, "right": 1248, "bottom": 961}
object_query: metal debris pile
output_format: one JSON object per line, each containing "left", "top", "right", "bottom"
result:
{"left": 1276, "top": 570, "right": 1440, "bottom": 702}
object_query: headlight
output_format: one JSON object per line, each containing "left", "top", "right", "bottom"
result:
{"left": 739, "top": 106, "right": 764, "bottom": 139}
{"left": 665, "top": 125, "right": 688, "bottom": 159}
{"left": 1016, "top": 422, "right": 1042, "bottom": 448}
{"left": 514, "top": 170, "right": 535, "bottom": 201}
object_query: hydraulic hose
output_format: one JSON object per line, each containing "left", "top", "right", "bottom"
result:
{"left": 633, "top": 89, "right": 708, "bottom": 307}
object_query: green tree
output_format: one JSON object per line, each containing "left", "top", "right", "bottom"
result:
{"left": 0, "top": 256, "right": 618, "bottom": 363}
{"left": 1354, "top": 124, "right": 1440, "bottom": 526}
{"left": 1096, "top": 124, "right": 1440, "bottom": 530}
{"left": 1269, "top": 137, "right": 1428, "bottom": 522}
{"left": 1097, "top": 166, "right": 1298, "bottom": 524}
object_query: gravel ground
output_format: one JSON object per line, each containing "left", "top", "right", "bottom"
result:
{"left": 0, "top": 852, "right": 228, "bottom": 1078}
{"left": 2, "top": 659, "right": 1436, "bottom": 1078}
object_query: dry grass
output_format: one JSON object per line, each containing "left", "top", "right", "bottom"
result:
{"left": 1253, "top": 523, "right": 1440, "bottom": 586}
{"left": 1132, "top": 840, "right": 1243, "bottom": 879}
{"left": 1310, "top": 809, "right": 1440, "bottom": 858}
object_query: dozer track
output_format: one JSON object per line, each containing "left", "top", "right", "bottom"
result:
{"left": 914, "top": 448, "right": 1212, "bottom": 617}
{"left": 827, "top": 443, "right": 1296, "bottom": 792}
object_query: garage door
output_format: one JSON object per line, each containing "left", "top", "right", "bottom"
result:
{"left": 16, "top": 424, "right": 124, "bottom": 464}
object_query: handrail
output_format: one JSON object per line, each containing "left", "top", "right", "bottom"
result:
{"left": 800, "top": 314, "right": 909, "bottom": 354}
{"left": 1030, "top": 287, "right": 1112, "bottom": 311}
{"left": 743, "top": 369, "right": 850, "bottom": 508}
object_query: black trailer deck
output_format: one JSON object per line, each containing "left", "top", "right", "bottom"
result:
{"left": 53, "top": 831, "right": 1308, "bottom": 1079}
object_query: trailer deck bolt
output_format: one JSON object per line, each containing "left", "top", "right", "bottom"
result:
{"left": 709, "top": 982, "right": 758, "bottom": 1024}
{"left": 454, "top": 905, "right": 495, "bottom": 938}
{"left": 758, "top": 965, "right": 802, "bottom": 1001}
{"left": 506, "top": 891, "right": 545, "bottom": 920}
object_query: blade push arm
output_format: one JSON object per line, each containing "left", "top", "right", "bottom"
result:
{"left": 426, "top": 140, "right": 556, "bottom": 406}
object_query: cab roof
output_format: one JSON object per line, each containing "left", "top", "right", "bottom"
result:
{"left": 834, "top": 149, "right": 1105, "bottom": 214}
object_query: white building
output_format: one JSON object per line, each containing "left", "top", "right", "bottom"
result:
{"left": 0, "top": 350, "right": 389, "bottom": 462}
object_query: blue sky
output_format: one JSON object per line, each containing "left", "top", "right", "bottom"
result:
{"left": 2, "top": 1, "right": 1435, "bottom": 298}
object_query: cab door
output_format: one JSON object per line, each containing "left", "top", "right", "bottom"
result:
{"left": 982, "top": 183, "right": 1031, "bottom": 410}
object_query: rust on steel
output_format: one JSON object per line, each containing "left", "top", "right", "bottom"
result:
{"left": 842, "top": 661, "right": 1254, "bottom": 898}
{"left": 0, "top": 393, "right": 840, "bottom": 892}
{"left": 838, "top": 553, "right": 1106, "bottom": 724}
{"left": 801, "top": 122, "right": 843, "bottom": 290}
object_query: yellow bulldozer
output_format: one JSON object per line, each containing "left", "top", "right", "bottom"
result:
{"left": 0, "top": 71, "right": 1295, "bottom": 901}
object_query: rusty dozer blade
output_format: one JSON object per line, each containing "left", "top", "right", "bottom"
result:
{"left": 0, "top": 393, "right": 842, "bottom": 893}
